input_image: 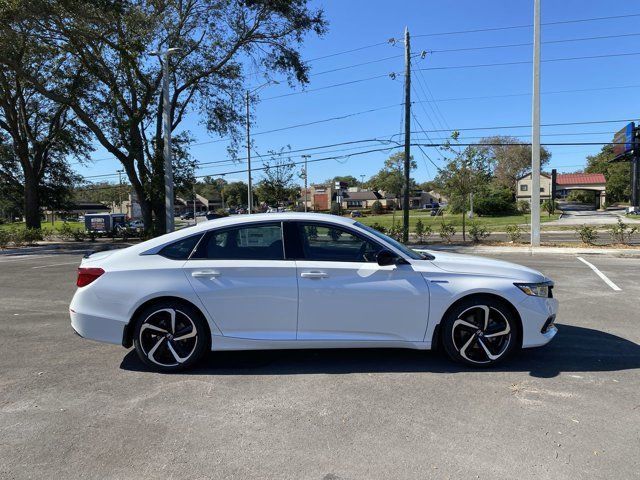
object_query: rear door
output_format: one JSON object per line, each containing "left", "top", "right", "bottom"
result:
{"left": 184, "top": 221, "right": 298, "bottom": 340}
{"left": 292, "top": 221, "right": 430, "bottom": 342}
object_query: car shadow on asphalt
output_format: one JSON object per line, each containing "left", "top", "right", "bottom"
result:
{"left": 119, "top": 323, "right": 640, "bottom": 379}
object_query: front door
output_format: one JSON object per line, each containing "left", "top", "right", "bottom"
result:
{"left": 184, "top": 222, "right": 298, "bottom": 340}
{"left": 293, "top": 222, "right": 430, "bottom": 342}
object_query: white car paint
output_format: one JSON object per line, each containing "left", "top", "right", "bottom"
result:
{"left": 70, "top": 212, "right": 557, "bottom": 356}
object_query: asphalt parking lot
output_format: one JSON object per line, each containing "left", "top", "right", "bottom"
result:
{"left": 1, "top": 249, "right": 639, "bottom": 479}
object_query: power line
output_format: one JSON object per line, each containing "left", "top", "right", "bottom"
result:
{"left": 412, "top": 13, "right": 640, "bottom": 38}
{"left": 416, "top": 51, "right": 640, "bottom": 71}
{"left": 261, "top": 73, "right": 393, "bottom": 101}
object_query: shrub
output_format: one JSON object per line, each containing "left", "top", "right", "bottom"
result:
{"left": 371, "top": 200, "right": 383, "bottom": 215}
{"left": 541, "top": 199, "right": 559, "bottom": 216}
{"left": 0, "top": 230, "right": 10, "bottom": 249}
{"left": 609, "top": 218, "right": 638, "bottom": 244}
{"left": 516, "top": 200, "right": 530, "bottom": 214}
{"left": 71, "top": 229, "right": 87, "bottom": 242}
{"left": 439, "top": 221, "right": 456, "bottom": 243}
{"left": 9, "top": 228, "right": 26, "bottom": 247}
{"left": 24, "top": 228, "right": 43, "bottom": 245}
{"left": 505, "top": 224, "right": 523, "bottom": 243}
{"left": 469, "top": 222, "right": 490, "bottom": 243}
{"left": 87, "top": 230, "right": 98, "bottom": 242}
{"left": 414, "top": 219, "right": 432, "bottom": 244}
{"left": 473, "top": 186, "right": 517, "bottom": 216}
{"left": 388, "top": 224, "right": 404, "bottom": 242}
{"left": 40, "top": 226, "right": 55, "bottom": 241}
{"left": 330, "top": 202, "right": 341, "bottom": 215}
{"left": 370, "top": 222, "right": 387, "bottom": 234}
{"left": 575, "top": 224, "right": 598, "bottom": 245}
{"left": 57, "top": 222, "right": 75, "bottom": 241}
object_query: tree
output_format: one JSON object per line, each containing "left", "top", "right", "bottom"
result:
{"left": 326, "top": 175, "right": 359, "bottom": 187}
{"left": 434, "top": 146, "right": 490, "bottom": 241}
{"left": 222, "top": 181, "right": 248, "bottom": 207}
{"left": 368, "top": 152, "right": 417, "bottom": 200}
{"left": 0, "top": 33, "right": 91, "bottom": 228}
{"left": 1, "top": 0, "right": 326, "bottom": 234}
{"left": 255, "top": 153, "right": 300, "bottom": 207}
{"left": 479, "top": 136, "right": 551, "bottom": 193}
{"left": 585, "top": 144, "right": 630, "bottom": 204}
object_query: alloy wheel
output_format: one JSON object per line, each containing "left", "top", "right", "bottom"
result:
{"left": 139, "top": 308, "right": 198, "bottom": 367}
{"left": 451, "top": 305, "right": 512, "bottom": 365}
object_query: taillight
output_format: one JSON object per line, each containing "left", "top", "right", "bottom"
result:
{"left": 76, "top": 267, "right": 105, "bottom": 287}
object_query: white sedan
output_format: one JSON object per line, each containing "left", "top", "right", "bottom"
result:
{"left": 70, "top": 212, "right": 558, "bottom": 372}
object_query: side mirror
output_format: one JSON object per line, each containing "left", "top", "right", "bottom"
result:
{"left": 377, "top": 249, "right": 400, "bottom": 266}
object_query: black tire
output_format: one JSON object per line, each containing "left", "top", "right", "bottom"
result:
{"left": 133, "top": 300, "right": 209, "bottom": 372}
{"left": 441, "top": 296, "right": 519, "bottom": 367}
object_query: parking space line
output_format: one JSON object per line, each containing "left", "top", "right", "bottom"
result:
{"left": 577, "top": 256, "right": 622, "bottom": 291}
{"left": 31, "top": 261, "right": 80, "bottom": 269}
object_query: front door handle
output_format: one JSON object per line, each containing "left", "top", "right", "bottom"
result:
{"left": 191, "top": 270, "right": 221, "bottom": 278}
{"left": 300, "top": 271, "right": 329, "bottom": 279}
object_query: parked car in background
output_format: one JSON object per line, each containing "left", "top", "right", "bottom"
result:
{"left": 71, "top": 212, "right": 558, "bottom": 372}
{"left": 205, "top": 212, "right": 224, "bottom": 220}
{"left": 180, "top": 212, "right": 194, "bottom": 220}
{"left": 350, "top": 211, "right": 363, "bottom": 218}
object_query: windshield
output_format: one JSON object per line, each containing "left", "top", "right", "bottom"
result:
{"left": 355, "top": 222, "right": 430, "bottom": 260}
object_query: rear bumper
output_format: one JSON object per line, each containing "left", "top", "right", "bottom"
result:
{"left": 518, "top": 296, "right": 559, "bottom": 348}
{"left": 70, "top": 309, "right": 125, "bottom": 346}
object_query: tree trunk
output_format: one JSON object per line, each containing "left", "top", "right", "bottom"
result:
{"left": 461, "top": 210, "right": 466, "bottom": 242}
{"left": 23, "top": 172, "right": 41, "bottom": 229}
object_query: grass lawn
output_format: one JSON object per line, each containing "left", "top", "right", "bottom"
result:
{"left": 355, "top": 211, "right": 560, "bottom": 232}
{"left": 0, "top": 220, "right": 83, "bottom": 231}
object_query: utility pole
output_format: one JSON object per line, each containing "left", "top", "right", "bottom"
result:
{"left": 245, "top": 90, "right": 253, "bottom": 214}
{"left": 402, "top": 26, "right": 411, "bottom": 243}
{"left": 117, "top": 169, "right": 124, "bottom": 214}
{"left": 302, "top": 155, "right": 310, "bottom": 212}
{"left": 530, "top": 0, "right": 541, "bottom": 247}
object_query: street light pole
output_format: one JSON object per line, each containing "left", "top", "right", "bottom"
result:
{"left": 152, "top": 47, "right": 180, "bottom": 233}
{"left": 530, "top": 0, "right": 541, "bottom": 247}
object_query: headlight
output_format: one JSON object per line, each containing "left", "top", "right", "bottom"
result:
{"left": 515, "top": 281, "right": 553, "bottom": 297}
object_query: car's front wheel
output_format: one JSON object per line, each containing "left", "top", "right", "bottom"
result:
{"left": 441, "top": 296, "right": 519, "bottom": 367}
{"left": 133, "top": 301, "right": 209, "bottom": 372}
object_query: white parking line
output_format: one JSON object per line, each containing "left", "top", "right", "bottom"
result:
{"left": 577, "top": 256, "right": 621, "bottom": 291}
{"left": 31, "top": 261, "right": 80, "bottom": 269}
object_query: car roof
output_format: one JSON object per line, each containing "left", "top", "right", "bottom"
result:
{"left": 131, "top": 212, "right": 359, "bottom": 255}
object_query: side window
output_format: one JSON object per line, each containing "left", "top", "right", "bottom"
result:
{"left": 520, "top": 184, "right": 528, "bottom": 192}
{"left": 299, "top": 223, "right": 382, "bottom": 262}
{"left": 196, "top": 223, "right": 284, "bottom": 260}
{"left": 159, "top": 234, "right": 203, "bottom": 260}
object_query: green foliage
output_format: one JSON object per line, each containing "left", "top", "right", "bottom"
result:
{"left": 369, "top": 222, "right": 387, "bottom": 234}
{"left": 330, "top": 202, "right": 341, "bottom": 215}
{"left": 388, "top": 224, "right": 404, "bottom": 242}
{"left": 71, "top": 229, "right": 87, "bottom": 242}
{"left": 585, "top": 144, "right": 630, "bottom": 203}
{"left": 439, "top": 221, "right": 456, "bottom": 243}
{"left": 469, "top": 222, "right": 490, "bottom": 243}
{"left": 23, "top": 228, "right": 43, "bottom": 244}
{"left": 368, "top": 152, "right": 417, "bottom": 198}
{"left": 371, "top": 200, "right": 383, "bottom": 215}
{"left": 56, "top": 222, "right": 75, "bottom": 241}
{"left": 541, "top": 199, "right": 559, "bottom": 216}
{"left": 574, "top": 224, "right": 598, "bottom": 245}
{"left": 40, "top": 226, "right": 54, "bottom": 241}
{"left": 473, "top": 185, "right": 517, "bottom": 216}
{"left": 516, "top": 200, "right": 530, "bottom": 214}
{"left": 0, "top": 229, "right": 10, "bottom": 248}
{"left": 505, "top": 224, "right": 523, "bottom": 243}
{"left": 609, "top": 218, "right": 638, "bottom": 244}
{"left": 414, "top": 219, "right": 433, "bottom": 244}
{"left": 87, "top": 230, "right": 98, "bottom": 242}
{"left": 567, "top": 190, "right": 594, "bottom": 204}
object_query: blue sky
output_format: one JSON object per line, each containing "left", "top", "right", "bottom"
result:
{"left": 75, "top": 0, "right": 640, "bottom": 187}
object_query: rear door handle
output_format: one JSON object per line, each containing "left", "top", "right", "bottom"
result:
{"left": 300, "top": 271, "right": 329, "bottom": 279}
{"left": 191, "top": 270, "right": 221, "bottom": 278}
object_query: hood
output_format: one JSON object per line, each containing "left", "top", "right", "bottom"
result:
{"left": 415, "top": 250, "right": 547, "bottom": 282}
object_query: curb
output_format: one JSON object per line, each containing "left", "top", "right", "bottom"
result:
{"left": 414, "top": 245, "right": 640, "bottom": 256}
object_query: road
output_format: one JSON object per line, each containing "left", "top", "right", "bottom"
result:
{"left": 1, "top": 250, "right": 639, "bottom": 479}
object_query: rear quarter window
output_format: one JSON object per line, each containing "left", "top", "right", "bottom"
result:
{"left": 158, "top": 234, "right": 203, "bottom": 260}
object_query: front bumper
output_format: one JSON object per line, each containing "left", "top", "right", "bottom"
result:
{"left": 518, "top": 295, "right": 559, "bottom": 348}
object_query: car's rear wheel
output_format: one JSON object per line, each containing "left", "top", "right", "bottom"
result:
{"left": 442, "top": 296, "right": 519, "bottom": 367}
{"left": 133, "top": 301, "right": 209, "bottom": 372}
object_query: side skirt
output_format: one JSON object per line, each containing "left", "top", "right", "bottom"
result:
{"left": 210, "top": 335, "right": 432, "bottom": 352}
